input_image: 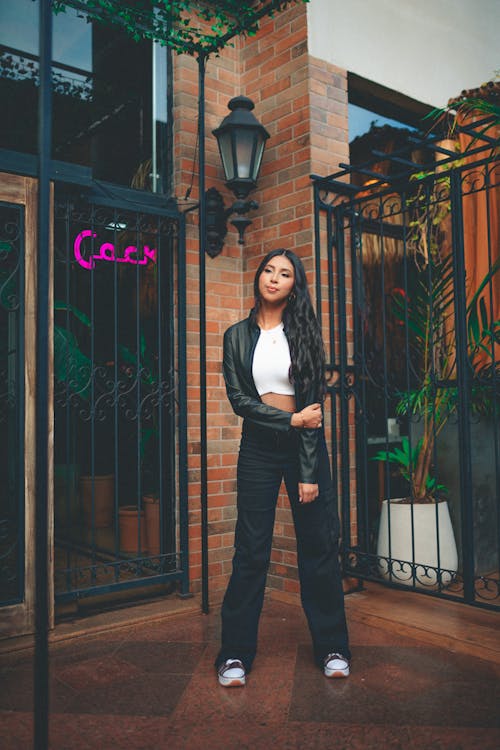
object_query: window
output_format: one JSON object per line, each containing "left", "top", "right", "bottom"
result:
{"left": 0, "top": 0, "right": 171, "bottom": 193}
{"left": 0, "top": 201, "right": 24, "bottom": 606}
{"left": 347, "top": 73, "right": 432, "bottom": 184}
{"left": 348, "top": 102, "right": 418, "bottom": 144}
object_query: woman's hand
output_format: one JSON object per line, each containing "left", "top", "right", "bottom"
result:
{"left": 298, "top": 482, "right": 319, "bottom": 504}
{"left": 291, "top": 403, "right": 322, "bottom": 429}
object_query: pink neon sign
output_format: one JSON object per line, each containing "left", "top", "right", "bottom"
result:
{"left": 74, "top": 230, "right": 157, "bottom": 270}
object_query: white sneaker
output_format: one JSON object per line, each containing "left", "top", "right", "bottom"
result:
{"left": 323, "top": 653, "right": 350, "bottom": 678}
{"left": 218, "top": 658, "right": 246, "bottom": 687}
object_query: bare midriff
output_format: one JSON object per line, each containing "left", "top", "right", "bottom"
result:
{"left": 261, "top": 392, "right": 296, "bottom": 413}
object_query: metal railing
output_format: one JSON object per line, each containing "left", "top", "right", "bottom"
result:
{"left": 53, "top": 186, "right": 189, "bottom": 603}
{"left": 313, "top": 122, "right": 500, "bottom": 609}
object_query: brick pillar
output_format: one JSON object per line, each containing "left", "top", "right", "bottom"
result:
{"left": 172, "top": 3, "right": 351, "bottom": 600}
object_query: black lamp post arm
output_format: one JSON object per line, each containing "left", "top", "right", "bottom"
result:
{"left": 228, "top": 198, "right": 259, "bottom": 217}
{"left": 205, "top": 188, "right": 259, "bottom": 256}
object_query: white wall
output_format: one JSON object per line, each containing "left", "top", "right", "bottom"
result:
{"left": 308, "top": 0, "right": 499, "bottom": 107}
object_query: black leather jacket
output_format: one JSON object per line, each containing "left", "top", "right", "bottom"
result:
{"left": 222, "top": 313, "right": 321, "bottom": 484}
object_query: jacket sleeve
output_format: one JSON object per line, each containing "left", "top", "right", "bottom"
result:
{"left": 223, "top": 327, "right": 293, "bottom": 432}
{"left": 296, "top": 385, "right": 322, "bottom": 484}
{"left": 297, "top": 428, "right": 320, "bottom": 484}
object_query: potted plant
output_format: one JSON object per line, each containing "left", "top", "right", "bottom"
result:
{"left": 118, "top": 329, "right": 172, "bottom": 557}
{"left": 54, "top": 297, "right": 171, "bottom": 556}
{"left": 118, "top": 504, "right": 148, "bottom": 555}
{"left": 372, "top": 194, "right": 500, "bottom": 586}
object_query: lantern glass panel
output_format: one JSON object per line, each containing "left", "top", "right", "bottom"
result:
{"left": 234, "top": 130, "right": 255, "bottom": 179}
{"left": 217, "top": 131, "right": 236, "bottom": 181}
{"left": 252, "top": 133, "right": 266, "bottom": 182}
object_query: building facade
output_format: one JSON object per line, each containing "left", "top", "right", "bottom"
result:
{"left": 0, "top": 0, "right": 498, "bottom": 638}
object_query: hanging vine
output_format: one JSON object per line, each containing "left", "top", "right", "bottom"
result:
{"left": 53, "top": 1, "right": 309, "bottom": 55}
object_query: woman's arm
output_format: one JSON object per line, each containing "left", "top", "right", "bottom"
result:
{"left": 290, "top": 406, "right": 322, "bottom": 429}
{"left": 223, "top": 328, "right": 294, "bottom": 431}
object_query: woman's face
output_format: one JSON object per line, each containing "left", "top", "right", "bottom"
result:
{"left": 257, "top": 254, "right": 295, "bottom": 306}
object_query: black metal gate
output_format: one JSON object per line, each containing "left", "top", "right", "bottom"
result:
{"left": 313, "top": 123, "right": 499, "bottom": 609}
{"left": 53, "top": 183, "right": 188, "bottom": 603}
{"left": 0, "top": 198, "right": 25, "bottom": 610}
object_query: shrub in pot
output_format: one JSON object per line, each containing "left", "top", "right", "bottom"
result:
{"left": 372, "top": 192, "right": 499, "bottom": 586}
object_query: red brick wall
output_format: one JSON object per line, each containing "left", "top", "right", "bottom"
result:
{"left": 172, "top": 2, "right": 350, "bottom": 601}
{"left": 172, "top": 46, "right": 242, "bottom": 595}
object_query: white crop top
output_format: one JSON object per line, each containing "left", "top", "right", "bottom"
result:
{"left": 252, "top": 323, "right": 295, "bottom": 396}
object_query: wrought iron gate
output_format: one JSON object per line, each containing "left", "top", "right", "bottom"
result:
{"left": 0, "top": 197, "right": 25, "bottom": 611}
{"left": 313, "top": 123, "right": 499, "bottom": 610}
{"left": 53, "top": 184, "right": 188, "bottom": 603}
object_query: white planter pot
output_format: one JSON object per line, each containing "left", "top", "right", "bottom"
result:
{"left": 376, "top": 499, "right": 458, "bottom": 588}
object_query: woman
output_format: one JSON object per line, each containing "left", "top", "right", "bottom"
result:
{"left": 216, "top": 248, "right": 350, "bottom": 687}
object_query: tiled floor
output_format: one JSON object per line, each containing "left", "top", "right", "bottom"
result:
{"left": 1, "top": 594, "right": 499, "bottom": 749}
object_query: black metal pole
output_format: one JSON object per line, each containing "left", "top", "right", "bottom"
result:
{"left": 34, "top": 1, "right": 52, "bottom": 748}
{"left": 198, "top": 52, "right": 209, "bottom": 614}
{"left": 177, "top": 213, "right": 190, "bottom": 594}
{"left": 335, "top": 206, "right": 352, "bottom": 549}
{"left": 313, "top": 184, "right": 322, "bottom": 318}
{"left": 450, "top": 168, "right": 475, "bottom": 602}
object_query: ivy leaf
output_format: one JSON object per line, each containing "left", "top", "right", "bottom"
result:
{"left": 53, "top": 0, "right": 309, "bottom": 55}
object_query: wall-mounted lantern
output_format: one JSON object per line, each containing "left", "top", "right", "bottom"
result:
{"left": 205, "top": 96, "right": 269, "bottom": 257}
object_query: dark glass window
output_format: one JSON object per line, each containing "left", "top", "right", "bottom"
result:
{"left": 0, "top": 0, "right": 171, "bottom": 193}
{"left": 348, "top": 102, "right": 418, "bottom": 144}
{"left": 0, "top": 202, "right": 24, "bottom": 606}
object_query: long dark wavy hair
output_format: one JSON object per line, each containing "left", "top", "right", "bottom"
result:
{"left": 252, "top": 249, "right": 326, "bottom": 399}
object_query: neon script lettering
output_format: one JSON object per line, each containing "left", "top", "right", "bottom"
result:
{"left": 74, "top": 230, "right": 157, "bottom": 270}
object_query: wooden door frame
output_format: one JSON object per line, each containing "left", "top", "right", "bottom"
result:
{"left": 0, "top": 172, "right": 54, "bottom": 639}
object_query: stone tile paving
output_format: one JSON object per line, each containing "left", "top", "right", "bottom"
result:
{"left": 1, "top": 600, "right": 499, "bottom": 749}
